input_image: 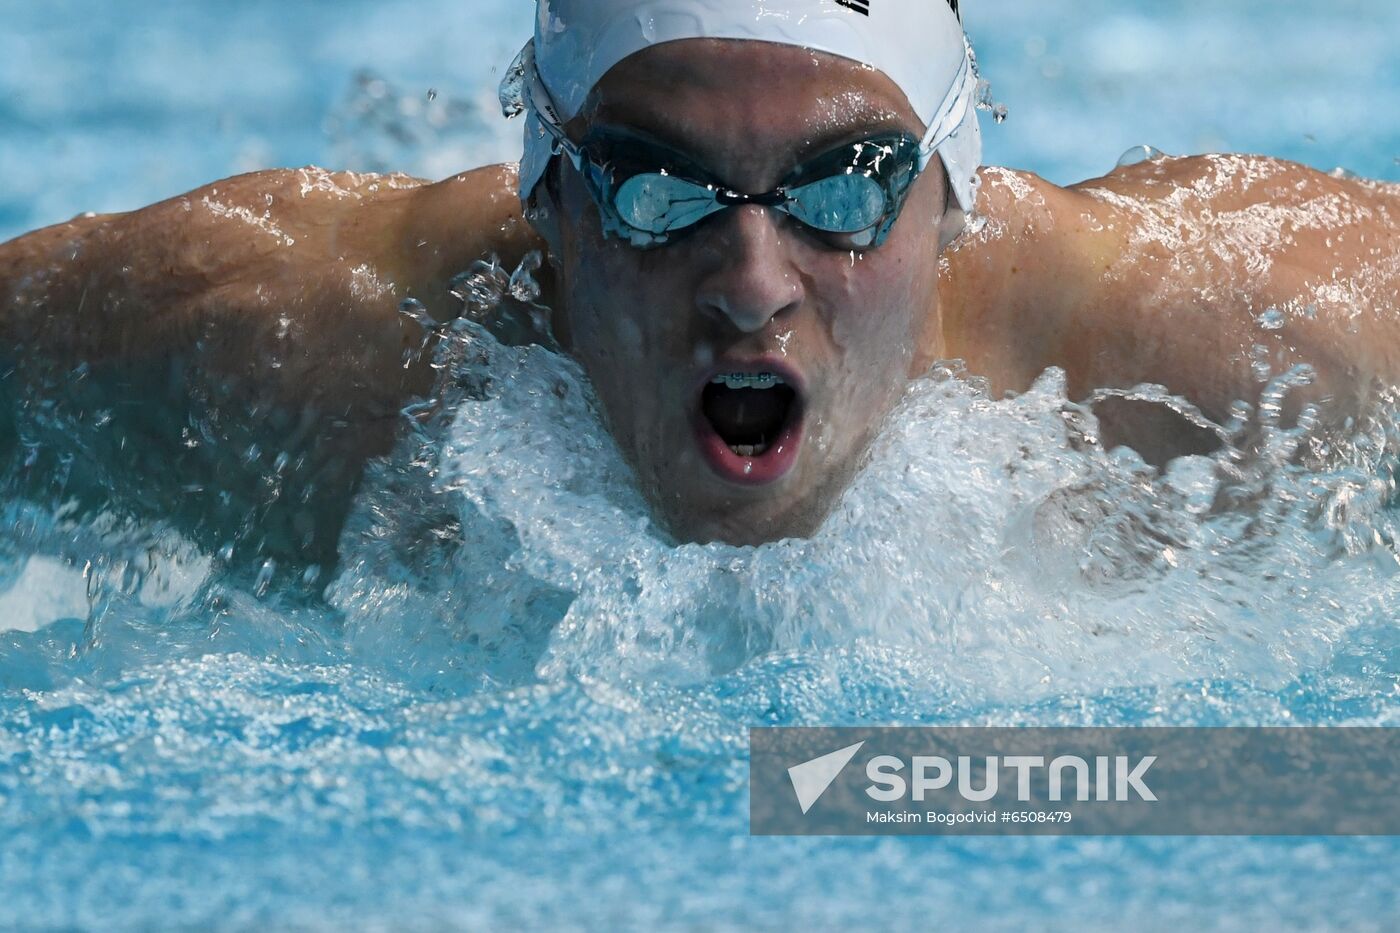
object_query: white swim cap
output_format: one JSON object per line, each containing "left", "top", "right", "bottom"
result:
{"left": 502, "top": 0, "right": 982, "bottom": 216}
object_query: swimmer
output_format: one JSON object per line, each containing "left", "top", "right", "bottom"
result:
{"left": 2, "top": 0, "right": 1398, "bottom": 558}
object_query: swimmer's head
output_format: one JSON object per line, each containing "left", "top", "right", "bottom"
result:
{"left": 503, "top": 1, "right": 981, "bottom": 545}
{"left": 508, "top": 0, "right": 981, "bottom": 222}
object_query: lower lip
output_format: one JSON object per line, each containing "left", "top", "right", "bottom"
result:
{"left": 691, "top": 397, "right": 805, "bottom": 487}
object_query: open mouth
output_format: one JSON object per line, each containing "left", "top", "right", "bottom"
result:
{"left": 693, "top": 366, "right": 805, "bottom": 485}
{"left": 702, "top": 372, "right": 798, "bottom": 457}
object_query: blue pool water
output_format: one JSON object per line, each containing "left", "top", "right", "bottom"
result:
{"left": 2, "top": 1, "right": 1399, "bottom": 929}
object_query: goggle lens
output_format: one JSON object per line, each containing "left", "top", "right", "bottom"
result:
{"left": 613, "top": 169, "right": 894, "bottom": 242}
{"left": 568, "top": 132, "right": 923, "bottom": 248}
{"left": 614, "top": 173, "right": 726, "bottom": 235}
{"left": 784, "top": 172, "right": 888, "bottom": 235}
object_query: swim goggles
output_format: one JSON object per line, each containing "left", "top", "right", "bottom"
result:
{"left": 536, "top": 118, "right": 925, "bottom": 250}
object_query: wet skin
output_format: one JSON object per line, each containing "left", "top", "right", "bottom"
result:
{"left": 529, "top": 42, "right": 951, "bottom": 543}
{"left": 2, "top": 40, "right": 1399, "bottom": 555}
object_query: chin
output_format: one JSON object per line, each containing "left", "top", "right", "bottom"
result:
{"left": 663, "top": 513, "right": 816, "bottom": 547}
{"left": 646, "top": 479, "right": 833, "bottom": 546}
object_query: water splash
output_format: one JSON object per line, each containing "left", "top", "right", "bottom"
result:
{"left": 5, "top": 1, "right": 1400, "bottom": 925}
{"left": 446, "top": 251, "right": 556, "bottom": 348}
{"left": 4, "top": 279, "right": 1400, "bottom": 929}
{"left": 329, "top": 302, "right": 1400, "bottom": 696}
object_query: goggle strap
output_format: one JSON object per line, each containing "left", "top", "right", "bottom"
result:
{"left": 521, "top": 43, "right": 579, "bottom": 166}
{"left": 917, "top": 45, "right": 976, "bottom": 171}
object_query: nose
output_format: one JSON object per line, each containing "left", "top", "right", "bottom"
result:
{"left": 694, "top": 206, "right": 804, "bottom": 333}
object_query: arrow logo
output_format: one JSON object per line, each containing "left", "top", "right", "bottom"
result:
{"left": 787, "top": 741, "right": 865, "bottom": 814}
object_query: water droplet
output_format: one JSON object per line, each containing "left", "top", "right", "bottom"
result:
{"left": 1116, "top": 145, "right": 1168, "bottom": 169}
{"left": 508, "top": 251, "right": 544, "bottom": 303}
{"left": 1251, "top": 344, "right": 1273, "bottom": 383}
{"left": 450, "top": 257, "right": 509, "bottom": 319}
{"left": 398, "top": 297, "right": 437, "bottom": 331}
{"left": 1255, "top": 308, "right": 1285, "bottom": 331}
{"left": 498, "top": 45, "right": 530, "bottom": 119}
{"left": 975, "top": 79, "right": 992, "bottom": 108}
{"left": 254, "top": 560, "right": 277, "bottom": 598}
{"left": 974, "top": 79, "right": 1008, "bottom": 124}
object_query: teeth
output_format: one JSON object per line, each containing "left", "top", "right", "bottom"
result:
{"left": 711, "top": 371, "right": 785, "bottom": 390}
{"left": 728, "top": 441, "right": 770, "bottom": 458}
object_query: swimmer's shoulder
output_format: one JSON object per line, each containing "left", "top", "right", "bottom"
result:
{"left": 1, "top": 161, "right": 547, "bottom": 360}
{"left": 955, "top": 154, "right": 1400, "bottom": 433}
{"left": 939, "top": 166, "right": 1106, "bottom": 398}
{"left": 0, "top": 161, "right": 551, "bottom": 565}
{"left": 970, "top": 152, "right": 1398, "bottom": 237}
{"left": 158, "top": 162, "right": 544, "bottom": 323}
{"left": 1071, "top": 151, "right": 1400, "bottom": 209}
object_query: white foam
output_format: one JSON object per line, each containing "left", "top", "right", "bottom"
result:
{"left": 334, "top": 321, "right": 1400, "bottom": 698}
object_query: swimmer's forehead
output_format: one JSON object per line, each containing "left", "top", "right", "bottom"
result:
{"left": 577, "top": 40, "right": 923, "bottom": 165}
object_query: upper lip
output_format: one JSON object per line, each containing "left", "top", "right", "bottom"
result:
{"left": 691, "top": 354, "right": 807, "bottom": 406}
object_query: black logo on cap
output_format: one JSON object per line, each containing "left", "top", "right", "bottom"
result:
{"left": 834, "top": 0, "right": 961, "bottom": 20}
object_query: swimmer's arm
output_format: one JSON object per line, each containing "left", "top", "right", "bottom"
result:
{"left": 0, "top": 162, "right": 545, "bottom": 559}
{"left": 0, "top": 163, "right": 541, "bottom": 401}
{"left": 950, "top": 157, "right": 1400, "bottom": 455}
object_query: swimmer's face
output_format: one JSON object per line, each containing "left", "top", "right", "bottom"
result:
{"left": 537, "top": 40, "right": 948, "bottom": 544}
